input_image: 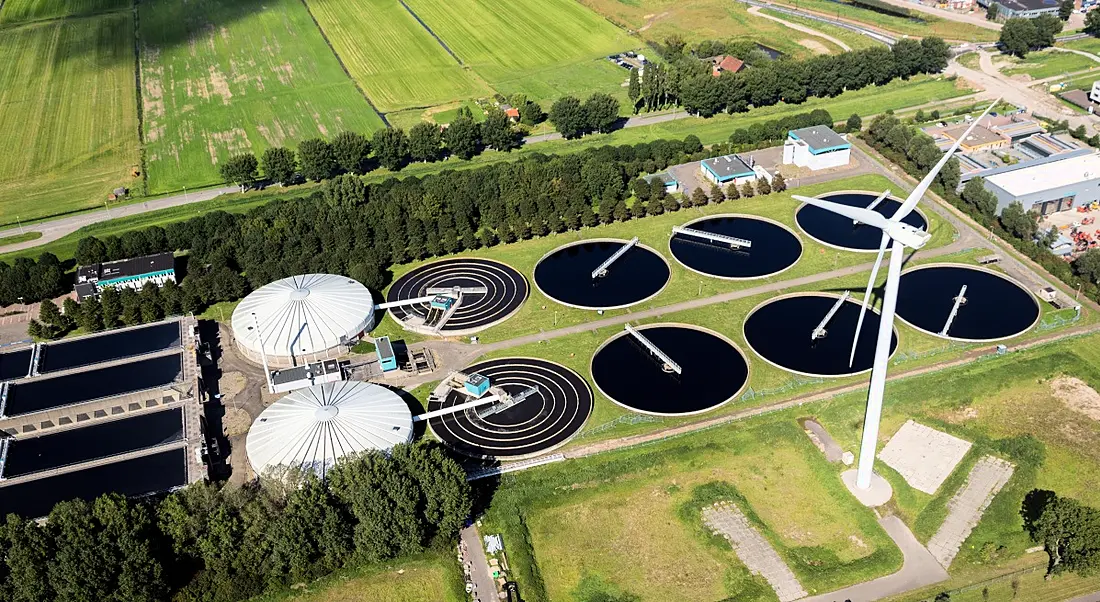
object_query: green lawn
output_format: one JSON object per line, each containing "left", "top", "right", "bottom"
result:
{"left": 0, "top": 0, "right": 129, "bottom": 24}
{"left": 0, "top": 231, "right": 42, "bottom": 249}
{"left": 759, "top": 8, "right": 880, "bottom": 52}
{"left": 404, "top": 0, "right": 635, "bottom": 104}
{"left": 1002, "top": 49, "right": 1100, "bottom": 80}
{"left": 304, "top": 0, "right": 490, "bottom": 113}
{"left": 768, "top": 0, "right": 998, "bottom": 42}
{"left": 0, "top": 13, "right": 142, "bottom": 227}
{"left": 253, "top": 552, "right": 465, "bottom": 602}
{"left": 1062, "top": 36, "right": 1100, "bottom": 57}
{"left": 138, "top": 0, "right": 385, "bottom": 194}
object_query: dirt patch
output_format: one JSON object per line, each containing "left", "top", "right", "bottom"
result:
{"left": 206, "top": 128, "right": 252, "bottom": 165}
{"left": 798, "top": 38, "right": 831, "bottom": 55}
{"left": 849, "top": 535, "right": 868, "bottom": 549}
{"left": 220, "top": 371, "right": 247, "bottom": 399}
{"left": 638, "top": 11, "right": 669, "bottom": 32}
{"left": 208, "top": 66, "right": 234, "bottom": 105}
{"left": 223, "top": 407, "right": 253, "bottom": 437}
{"left": 273, "top": 62, "right": 294, "bottom": 86}
{"left": 1051, "top": 376, "right": 1100, "bottom": 421}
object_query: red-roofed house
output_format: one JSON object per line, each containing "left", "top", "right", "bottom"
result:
{"left": 710, "top": 55, "right": 744, "bottom": 77}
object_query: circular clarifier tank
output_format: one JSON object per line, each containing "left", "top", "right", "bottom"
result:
{"left": 743, "top": 293, "right": 898, "bottom": 377}
{"left": 669, "top": 214, "right": 803, "bottom": 279}
{"left": 591, "top": 324, "right": 749, "bottom": 416}
{"left": 796, "top": 191, "right": 928, "bottom": 252}
{"left": 895, "top": 264, "right": 1040, "bottom": 342}
{"left": 533, "top": 239, "right": 671, "bottom": 310}
{"left": 385, "top": 258, "right": 528, "bottom": 334}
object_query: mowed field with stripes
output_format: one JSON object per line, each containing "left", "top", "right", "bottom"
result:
{"left": 137, "top": 0, "right": 386, "bottom": 193}
{"left": 0, "top": 9, "right": 141, "bottom": 225}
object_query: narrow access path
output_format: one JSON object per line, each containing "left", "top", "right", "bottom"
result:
{"left": 748, "top": 5, "right": 852, "bottom": 51}
{"left": 739, "top": 0, "right": 896, "bottom": 45}
{"left": 705, "top": 502, "right": 808, "bottom": 602}
{"left": 0, "top": 185, "right": 238, "bottom": 254}
{"left": 799, "top": 516, "right": 948, "bottom": 602}
{"left": 926, "top": 456, "right": 1014, "bottom": 569}
{"left": 460, "top": 524, "right": 498, "bottom": 602}
{"left": 1067, "top": 592, "right": 1100, "bottom": 602}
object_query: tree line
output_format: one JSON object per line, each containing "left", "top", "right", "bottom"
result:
{"left": 0, "top": 442, "right": 471, "bottom": 602}
{"left": 863, "top": 112, "right": 1100, "bottom": 304}
{"left": 0, "top": 253, "right": 68, "bottom": 308}
{"left": 998, "top": 15, "right": 1062, "bottom": 58}
{"left": 625, "top": 36, "right": 950, "bottom": 119}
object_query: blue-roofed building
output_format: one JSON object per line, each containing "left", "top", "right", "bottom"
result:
{"left": 783, "top": 125, "right": 851, "bottom": 171}
{"left": 700, "top": 154, "right": 757, "bottom": 185}
{"left": 643, "top": 171, "right": 680, "bottom": 193}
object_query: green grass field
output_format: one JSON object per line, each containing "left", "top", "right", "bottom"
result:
{"left": 254, "top": 552, "right": 465, "bottom": 602}
{"left": 0, "top": 13, "right": 142, "bottom": 227}
{"left": 304, "top": 0, "right": 490, "bottom": 113}
{"left": 138, "top": 0, "right": 385, "bottom": 194}
{"left": 403, "top": 0, "right": 635, "bottom": 103}
{"left": 1001, "top": 49, "right": 1099, "bottom": 80}
{"left": 758, "top": 8, "right": 879, "bottom": 52}
{"left": 0, "top": 0, "right": 129, "bottom": 24}
{"left": 0, "top": 231, "right": 42, "bottom": 249}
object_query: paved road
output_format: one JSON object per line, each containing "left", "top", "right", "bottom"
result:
{"left": 749, "top": 5, "right": 852, "bottom": 51}
{"left": 523, "top": 110, "right": 689, "bottom": 144}
{"left": 800, "top": 516, "right": 948, "bottom": 602}
{"left": 0, "top": 185, "right": 238, "bottom": 254}
{"left": 1068, "top": 592, "right": 1100, "bottom": 602}
{"left": 460, "top": 525, "right": 498, "bottom": 602}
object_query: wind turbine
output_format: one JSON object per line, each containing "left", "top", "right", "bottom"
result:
{"left": 792, "top": 99, "right": 999, "bottom": 491}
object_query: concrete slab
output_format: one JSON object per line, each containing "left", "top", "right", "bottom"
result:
{"left": 879, "top": 420, "right": 972, "bottom": 494}
{"left": 702, "top": 501, "right": 807, "bottom": 602}
{"left": 927, "top": 456, "right": 1015, "bottom": 569}
{"left": 842, "top": 469, "right": 894, "bottom": 507}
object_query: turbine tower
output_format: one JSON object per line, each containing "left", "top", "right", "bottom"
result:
{"left": 793, "top": 99, "right": 999, "bottom": 492}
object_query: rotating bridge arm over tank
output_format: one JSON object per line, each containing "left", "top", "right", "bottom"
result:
{"left": 624, "top": 324, "right": 682, "bottom": 374}
{"left": 414, "top": 371, "right": 537, "bottom": 422}
{"left": 592, "top": 237, "right": 639, "bottom": 279}
{"left": 811, "top": 291, "right": 851, "bottom": 341}
{"left": 672, "top": 226, "right": 751, "bottom": 249}
{"left": 939, "top": 284, "right": 968, "bottom": 336}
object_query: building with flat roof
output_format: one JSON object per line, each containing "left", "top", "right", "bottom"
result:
{"left": 75, "top": 252, "right": 176, "bottom": 301}
{"left": 983, "top": 152, "right": 1100, "bottom": 215}
{"left": 783, "top": 125, "right": 851, "bottom": 171}
{"left": 700, "top": 154, "right": 758, "bottom": 185}
{"left": 977, "top": 0, "right": 1060, "bottom": 18}
{"left": 643, "top": 171, "right": 680, "bottom": 193}
{"left": 941, "top": 123, "right": 1008, "bottom": 152}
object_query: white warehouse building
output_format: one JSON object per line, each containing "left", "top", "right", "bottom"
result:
{"left": 983, "top": 152, "right": 1100, "bottom": 216}
{"left": 783, "top": 126, "right": 851, "bottom": 171}
{"left": 231, "top": 273, "right": 376, "bottom": 367}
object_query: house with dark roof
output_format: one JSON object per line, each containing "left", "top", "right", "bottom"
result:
{"left": 643, "top": 171, "right": 680, "bottom": 193}
{"left": 977, "top": 0, "right": 1060, "bottom": 18}
{"left": 783, "top": 125, "right": 851, "bottom": 170}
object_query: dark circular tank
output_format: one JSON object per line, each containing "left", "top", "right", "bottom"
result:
{"left": 669, "top": 215, "right": 802, "bottom": 279}
{"left": 534, "top": 239, "right": 670, "bottom": 310}
{"left": 796, "top": 191, "right": 928, "bottom": 252}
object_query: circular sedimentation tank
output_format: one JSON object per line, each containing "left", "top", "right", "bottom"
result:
{"left": 533, "top": 239, "right": 670, "bottom": 310}
{"left": 591, "top": 324, "right": 749, "bottom": 416}
{"left": 796, "top": 191, "right": 928, "bottom": 252}
{"left": 895, "top": 264, "right": 1040, "bottom": 342}
{"left": 743, "top": 293, "right": 898, "bottom": 377}
{"left": 385, "top": 258, "right": 528, "bottom": 334}
{"left": 669, "top": 214, "right": 803, "bottom": 280}
{"left": 426, "top": 358, "right": 592, "bottom": 459}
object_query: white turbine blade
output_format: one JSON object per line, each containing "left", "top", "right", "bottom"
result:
{"left": 894, "top": 98, "right": 1001, "bottom": 220}
{"left": 849, "top": 231, "right": 889, "bottom": 368}
{"left": 793, "top": 195, "right": 890, "bottom": 231}
{"left": 854, "top": 189, "right": 892, "bottom": 224}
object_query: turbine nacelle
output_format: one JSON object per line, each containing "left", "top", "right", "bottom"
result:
{"left": 885, "top": 221, "right": 931, "bottom": 250}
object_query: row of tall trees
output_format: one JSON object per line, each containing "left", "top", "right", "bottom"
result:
{"left": 863, "top": 112, "right": 962, "bottom": 191}
{"left": 0, "top": 443, "right": 471, "bottom": 602}
{"left": 27, "top": 280, "right": 198, "bottom": 340}
{"left": 548, "top": 93, "right": 621, "bottom": 139}
{"left": 0, "top": 253, "right": 68, "bottom": 307}
{"left": 628, "top": 37, "right": 950, "bottom": 118}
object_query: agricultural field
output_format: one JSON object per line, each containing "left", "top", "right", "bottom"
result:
{"left": 404, "top": 0, "right": 636, "bottom": 103}
{"left": 0, "top": 0, "right": 129, "bottom": 25}
{"left": 577, "top": 0, "right": 841, "bottom": 58}
{"left": 304, "top": 0, "right": 490, "bottom": 113}
{"left": 0, "top": 13, "right": 141, "bottom": 226}
{"left": 138, "top": 0, "right": 385, "bottom": 194}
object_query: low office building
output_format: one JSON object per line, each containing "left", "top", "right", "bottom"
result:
{"left": 941, "top": 123, "right": 1008, "bottom": 152}
{"left": 978, "top": 0, "right": 1060, "bottom": 18}
{"left": 700, "top": 154, "right": 758, "bottom": 185}
{"left": 783, "top": 125, "right": 851, "bottom": 171}
{"left": 983, "top": 152, "right": 1100, "bottom": 216}
{"left": 75, "top": 252, "right": 176, "bottom": 301}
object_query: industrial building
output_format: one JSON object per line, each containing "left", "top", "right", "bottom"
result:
{"left": 643, "top": 171, "right": 680, "bottom": 193}
{"left": 983, "top": 152, "right": 1100, "bottom": 215}
{"left": 245, "top": 380, "right": 413, "bottom": 478}
{"left": 75, "top": 252, "right": 176, "bottom": 301}
{"left": 976, "top": 0, "right": 1061, "bottom": 18}
{"left": 782, "top": 126, "right": 851, "bottom": 171}
{"left": 231, "top": 273, "right": 375, "bottom": 367}
{"left": 701, "top": 154, "right": 763, "bottom": 185}
{"left": 0, "top": 317, "right": 205, "bottom": 518}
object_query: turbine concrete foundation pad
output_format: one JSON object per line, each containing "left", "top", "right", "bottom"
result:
{"left": 879, "top": 420, "right": 972, "bottom": 494}
{"left": 842, "top": 469, "right": 893, "bottom": 507}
